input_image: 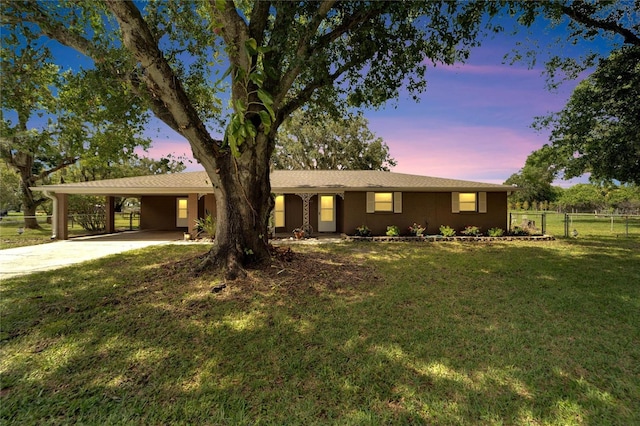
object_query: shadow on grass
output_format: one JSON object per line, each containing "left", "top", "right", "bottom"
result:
{"left": 1, "top": 240, "right": 639, "bottom": 424}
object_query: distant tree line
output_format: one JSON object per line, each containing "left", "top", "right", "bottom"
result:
{"left": 508, "top": 183, "right": 640, "bottom": 214}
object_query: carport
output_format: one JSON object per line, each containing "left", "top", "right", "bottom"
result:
{"left": 31, "top": 173, "right": 215, "bottom": 240}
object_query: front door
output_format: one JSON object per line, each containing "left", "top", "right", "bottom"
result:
{"left": 318, "top": 194, "right": 336, "bottom": 232}
{"left": 176, "top": 197, "right": 188, "bottom": 228}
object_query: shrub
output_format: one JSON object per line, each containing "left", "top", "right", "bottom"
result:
{"left": 487, "top": 227, "right": 504, "bottom": 237}
{"left": 510, "top": 226, "right": 530, "bottom": 236}
{"left": 408, "top": 222, "right": 426, "bottom": 236}
{"left": 461, "top": 225, "right": 481, "bottom": 236}
{"left": 386, "top": 225, "right": 400, "bottom": 237}
{"left": 194, "top": 213, "right": 216, "bottom": 237}
{"left": 439, "top": 225, "right": 456, "bottom": 237}
{"left": 69, "top": 195, "right": 106, "bottom": 232}
{"left": 354, "top": 224, "right": 371, "bottom": 237}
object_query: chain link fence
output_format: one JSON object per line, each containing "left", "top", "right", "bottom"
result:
{"left": 510, "top": 211, "right": 640, "bottom": 238}
{"left": 0, "top": 212, "right": 140, "bottom": 234}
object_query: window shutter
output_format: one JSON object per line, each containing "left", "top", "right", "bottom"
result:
{"left": 393, "top": 192, "right": 402, "bottom": 213}
{"left": 451, "top": 192, "right": 460, "bottom": 213}
{"left": 478, "top": 192, "right": 487, "bottom": 213}
{"left": 366, "top": 192, "right": 375, "bottom": 213}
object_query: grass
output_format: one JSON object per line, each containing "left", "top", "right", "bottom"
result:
{"left": 510, "top": 211, "right": 640, "bottom": 238}
{"left": 1, "top": 238, "right": 639, "bottom": 424}
{"left": 0, "top": 212, "right": 140, "bottom": 250}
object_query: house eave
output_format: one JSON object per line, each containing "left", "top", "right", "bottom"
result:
{"left": 32, "top": 185, "right": 515, "bottom": 195}
{"left": 273, "top": 186, "right": 514, "bottom": 193}
{"left": 30, "top": 186, "right": 215, "bottom": 196}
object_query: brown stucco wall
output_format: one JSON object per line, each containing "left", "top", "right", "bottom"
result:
{"left": 278, "top": 194, "right": 344, "bottom": 234}
{"left": 140, "top": 191, "right": 506, "bottom": 236}
{"left": 343, "top": 191, "right": 508, "bottom": 236}
{"left": 141, "top": 194, "right": 217, "bottom": 231}
{"left": 140, "top": 195, "right": 180, "bottom": 230}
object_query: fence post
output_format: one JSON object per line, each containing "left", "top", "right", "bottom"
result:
{"left": 564, "top": 213, "right": 569, "bottom": 238}
{"left": 542, "top": 213, "right": 546, "bottom": 235}
{"left": 509, "top": 212, "right": 512, "bottom": 233}
{"left": 626, "top": 216, "right": 629, "bottom": 237}
{"left": 129, "top": 212, "right": 133, "bottom": 231}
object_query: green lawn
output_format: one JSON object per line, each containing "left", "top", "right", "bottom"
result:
{"left": 0, "top": 212, "right": 139, "bottom": 250}
{"left": 510, "top": 211, "right": 640, "bottom": 238}
{"left": 1, "top": 238, "right": 639, "bottom": 424}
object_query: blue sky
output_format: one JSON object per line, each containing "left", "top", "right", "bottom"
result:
{"left": 141, "top": 21, "right": 614, "bottom": 186}
{"left": 14, "top": 8, "right": 613, "bottom": 186}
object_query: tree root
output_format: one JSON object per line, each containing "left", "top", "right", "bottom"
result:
{"left": 195, "top": 245, "right": 248, "bottom": 280}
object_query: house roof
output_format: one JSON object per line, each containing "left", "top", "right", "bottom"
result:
{"left": 32, "top": 170, "right": 515, "bottom": 195}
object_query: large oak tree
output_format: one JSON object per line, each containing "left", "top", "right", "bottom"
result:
{"left": 533, "top": 46, "right": 640, "bottom": 185}
{"left": 273, "top": 110, "right": 396, "bottom": 171}
{"left": 4, "top": 1, "right": 508, "bottom": 278}
{"left": 0, "top": 22, "right": 149, "bottom": 228}
{"left": 519, "top": 1, "right": 640, "bottom": 185}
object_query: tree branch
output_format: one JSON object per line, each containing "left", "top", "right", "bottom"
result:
{"left": 33, "top": 157, "right": 79, "bottom": 184}
{"left": 248, "top": 0, "right": 271, "bottom": 46}
{"left": 278, "top": 56, "right": 365, "bottom": 123}
{"left": 3, "top": 2, "right": 186, "bottom": 141}
{"left": 273, "top": 0, "right": 338, "bottom": 108}
{"left": 105, "top": 0, "right": 221, "bottom": 162}
{"left": 562, "top": 4, "right": 640, "bottom": 46}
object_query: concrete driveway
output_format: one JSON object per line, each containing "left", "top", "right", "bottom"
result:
{"left": 0, "top": 231, "right": 184, "bottom": 279}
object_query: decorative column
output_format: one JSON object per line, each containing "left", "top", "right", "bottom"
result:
{"left": 295, "top": 193, "right": 315, "bottom": 230}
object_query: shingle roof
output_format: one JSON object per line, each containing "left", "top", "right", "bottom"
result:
{"left": 32, "top": 170, "right": 515, "bottom": 195}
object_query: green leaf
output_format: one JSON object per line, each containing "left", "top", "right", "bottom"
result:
{"left": 257, "top": 88, "right": 273, "bottom": 106}
{"left": 245, "top": 38, "right": 258, "bottom": 55}
{"left": 258, "top": 110, "right": 272, "bottom": 131}
{"left": 257, "top": 89, "right": 275, "bottom": 119}
{"left": 249, "top": 71, "right": 265, "bottom": 87}
{"left": 245, "top": 121, "right": 257, "bottom": 138}
{"left": 234, "top": 99, "right": 246, "bottom": 115}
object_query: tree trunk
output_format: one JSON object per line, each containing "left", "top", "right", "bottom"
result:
{"left": 197, "top": 133, "right": 275, "bottom": 280}
{"left": 22, "top": 202, "right": 40, "bottom": 229}
{"left": 16, "top": 154, "right": 42, "bottom": 229}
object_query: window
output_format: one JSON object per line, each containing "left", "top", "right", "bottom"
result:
{"left": 366, "top": 192, "right": 402, "bottom": 213}
{"left": 274, "top": 195, "right": 285, "bottom": 227}
{"left": 459, "top": 193, "right": 477, "bottom": 212}
{"left": 177, "top": 198, "right": 188, "bottom": 219}
{"left": 452, "top": 192, "right": 487, "bottom": 213}
{"left": 375, "top": 192, "right": 393, "bottom": 212}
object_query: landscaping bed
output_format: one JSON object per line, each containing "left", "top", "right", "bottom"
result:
{"left": 343, "top": 234, "right": 556, "bottom": 242}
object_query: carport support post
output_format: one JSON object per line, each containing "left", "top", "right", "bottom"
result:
{"left": 188, "top": 193, "right": 198, "bottom": 235}
{"left": 105, "top": 196, "right": 115, "bottom": 234}
{"left": 56, "top": 193, "right": 69, "bottom": 240}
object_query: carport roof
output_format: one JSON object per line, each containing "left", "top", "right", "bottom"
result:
{"left": 32, "top": 170, "right": 516, "bottom": 195}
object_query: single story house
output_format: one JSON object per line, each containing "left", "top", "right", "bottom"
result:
{"left": 33, "top": 170, "right": 515, "bottom": 239}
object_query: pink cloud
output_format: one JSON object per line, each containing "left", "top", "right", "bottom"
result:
{"left": 372, "top": 116, "right": 547, "bottom": 183}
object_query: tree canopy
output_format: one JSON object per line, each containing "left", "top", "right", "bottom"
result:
{"left": 0, "top": 20, "right": 150, "bottom": 227}
{"left": 3, "top": 0, "right": 509, "bottom": 276}
{"left": 516, "top": 1, "right": 640, "bottom": 185}
{"left": 273, "top": 110, "right": 396, "bottom": 171}
{"left": 504, "top": 147, "right": 561, "bottom": 205}
{"left": 533, "top": 46, "right": 640, "bottom": 185}
{"left": 3, "top": 1, "right": 632, "bottom": 277}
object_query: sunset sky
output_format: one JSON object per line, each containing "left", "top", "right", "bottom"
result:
{"left": 142, "top": 22, "right": 613, "bottom": 187}
{"left": 73, "top": 14, "right": 611, "bottom": 187}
